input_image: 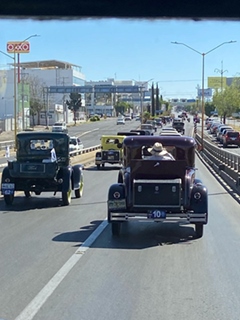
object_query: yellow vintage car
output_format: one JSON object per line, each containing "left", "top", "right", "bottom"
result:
{"left": 95, "top": 135, "right": 125, "bottom": 169}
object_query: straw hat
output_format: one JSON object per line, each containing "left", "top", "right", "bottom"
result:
{"left": 148, "top": 142, "right": 168, "bottom": 156}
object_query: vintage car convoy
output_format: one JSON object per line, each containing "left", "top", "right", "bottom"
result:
{"left": 1, "top": 132, "right": 84, "bottom": 206}
{"left": 107, "top": 135, "right": 208, "bottom": 238}
{"left": 95, "top": 135, "right": 125, "bottom": 169}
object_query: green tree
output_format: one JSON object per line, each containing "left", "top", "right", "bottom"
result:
{"left": 28, "top": 75, "right": 46, "bottom": 126}
{"left": 66, "top": 92, "right": 82, "bottom": 125}
{"left": 142, "top": 111, "right": 151, "bottom": 123}
{"left": 213, "top": 83, "right": 240, "bottom": 123}
{"left": 114, "top": 100, "right": 130, "bottom": 116}
{"left": 204, "top": 102, "right": 216, "bottom": 117}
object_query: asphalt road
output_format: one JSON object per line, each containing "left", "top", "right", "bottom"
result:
{"left": 1, "top": 117, "right": 240, "bottom": 320}
{"left": 1, "top": 142, "right": 240, "bottom": 320}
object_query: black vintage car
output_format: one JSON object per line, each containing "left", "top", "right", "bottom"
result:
{"left": 107, "top": 135, "right": 208, "bottom": 238}
{"left": 1, "top": 132, "right": 84, "bottom": 206}
{"left": 172, "top": 119, "right": 185, "bottom": 134}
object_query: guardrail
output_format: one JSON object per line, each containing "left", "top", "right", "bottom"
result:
{"left": 195, "top": 132, "right": 240, "bottom": 195}
{"left": 0, "top": 145, "right": 101, "bottom": 169}
{"left": 69, "top": 145, "right": 101, "bottom": 157}
{"left": 0, "top": 140, "right": 14, "bottom": 151}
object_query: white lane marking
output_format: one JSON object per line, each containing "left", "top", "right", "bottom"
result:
{"left": 79, "top": 128, "right": 99, "bottom": 137}
{"left": 15, "top": 219, "right": 108, "bottom": 320}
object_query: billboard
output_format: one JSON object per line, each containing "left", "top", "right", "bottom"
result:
{"left": 197, "top": 88, "right": 212, "bottom": 98}
{"left": 208, "top": 76, "right": 227, "bottom": 89}
{"left": 7, "top": 41, "right": 30, "bottom": 53}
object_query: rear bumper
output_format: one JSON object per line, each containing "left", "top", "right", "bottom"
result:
{"left": 109, "top": 211, "right": 208, "bottom": 224}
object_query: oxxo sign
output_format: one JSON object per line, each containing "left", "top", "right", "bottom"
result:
{"left": 7, "top": 41, "right": 30, "bottom": 53}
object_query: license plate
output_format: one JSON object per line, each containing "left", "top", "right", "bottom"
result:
{"left": 1, "top": 183, "right": 15, "bottom": 195}
{"left": 148, "top": 210, "right": 166, "bottom": 219}
{"left": 108, "top": 156, "right": 114, "bottom": 160}
{"left": 108, "top": 199, "right": 126, "bottom": 209}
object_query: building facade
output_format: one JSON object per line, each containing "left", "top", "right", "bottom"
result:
{"left": 0, "top": 60, "right": 85, "bottom": 128}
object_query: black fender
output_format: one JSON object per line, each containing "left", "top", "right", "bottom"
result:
{"left": 59, "top": 166, "right": 72, "bottom": 192}
{"left": 71, "top": 164, "right": 83, "bottom": 190}
{"left": 193, "top": 178, "right": 203, "bottom": 185}
{"left": 1, "top": 166, "right": 13, "bottom": 182}
{"left": 117, "top": 169, "right": 124, "bottom": 183}
{"left": 108, "top": 183, "right": 126, "bottom": 220}
{"left": 124, "top": 172, "right": 132, "bottom": 208}
{"left": 190, "top": 184, "right": 208, "bottom": 222}
{"left": 108, "top": 183, "right": 126, "bottom": 201}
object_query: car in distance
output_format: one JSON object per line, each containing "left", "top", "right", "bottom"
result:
{"left": 95, "top": 135, "right": 125, "bottom": 169}
{"left": 124, "top": 116, "right": 132, "bottom": 121}
{"left": 1, "top": 132, "right": 84, "bottom": 206}
{"left": 69, "top": 136, "right": 84, "bottom": 155}
{"left": 146, "top": 120, "right": 157, "bottom": 132}
{"left": 140, "top": 123, "right": 155, "bottom": 135}
{"left": 117, "top": 117, "right": 125, "bottom": 125}
{"left": 107, "top": 135, "right": 208, "bottom": 238}
{"left": 222, "top": 130, "right": 240, "bottom": 148}
{"left": 52, "top": 121, "right": 68, "bottom": 133}
{"left": 172, "top": 119, "right": 185, "bottom": 134}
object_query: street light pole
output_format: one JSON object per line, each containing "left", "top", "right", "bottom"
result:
{"left": 133, "top": 78, "right": 153, "bottom": 123}
{"left": 171, "top": 41, "right": 236, "bottom": 150}
{"left": 0, "top": 49, "right": 17, "bottom": 148}
{"left": 215, "top": 61, "right": 228, "bottom": 121}
{"left": 215, "top": 60, "right": 228, "bottom": 93}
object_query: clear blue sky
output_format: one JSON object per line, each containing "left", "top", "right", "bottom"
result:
{"left": 0, "top": 18, "right": 240, "bottom": 99}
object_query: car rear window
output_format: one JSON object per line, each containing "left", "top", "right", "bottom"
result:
{"left": 227, "top": 131, "right": 239, "bottom": 137}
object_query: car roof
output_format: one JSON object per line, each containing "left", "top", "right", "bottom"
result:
{"left": 123, "top": 135, "right": 195, "bottom": 148}
{"left": 162, "top": 127, "right": 177, "bottom": 131}
{"left": 17, "top": 132, "right": 68, "bottom": 139}
{"left": 159, "top": 132, "right": 181, "bottom": 136}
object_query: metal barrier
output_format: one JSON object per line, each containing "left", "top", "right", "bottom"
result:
{"left": 195, "top": 132, "right": 240, "bottom": 195}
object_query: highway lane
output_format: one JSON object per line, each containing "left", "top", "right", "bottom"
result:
{"left": 0, "top": 118, "right": 141, "bottom": 169}
{"left": 1, "top": 132, "right": 240, "bottom": 319}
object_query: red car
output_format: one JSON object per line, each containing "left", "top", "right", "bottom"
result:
{"left": 222, "top": 131, "right": 240, "bottom": 148}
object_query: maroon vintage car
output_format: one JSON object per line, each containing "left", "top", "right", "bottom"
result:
{"left": 107, "top": 135, "right": 208, "bottom": 238}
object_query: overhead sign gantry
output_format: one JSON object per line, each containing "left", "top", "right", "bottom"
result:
{"left": 48, "top": 85, "right": 142, "bottom": 94}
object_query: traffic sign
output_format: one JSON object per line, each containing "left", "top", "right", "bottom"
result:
{"left": 7, "top": 41, "right": 30, "bottom": 53}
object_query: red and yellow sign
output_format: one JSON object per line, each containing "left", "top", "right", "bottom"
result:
{"left": 7, "top": 41, "right": 30, "bottom": 53}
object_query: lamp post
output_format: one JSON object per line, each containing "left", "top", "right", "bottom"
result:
{"left": 171, "top": 41, "right": 236, "bottom": 150}
{"left": 17, "top": 34, "right": 40, "bottom": 83}
{"left": 133, "top": 78, "right": 153, "bottom": 123}
{"left": 0, "top": 49, "right": 17, "bottom": 148}
{"left": 215, "top": 61, "right": 228, "bottom": 122}
{"left": 215, "top": 60, "right": 228, "bottom": 93}
{"left": 17, "top": 35, "right": 40, "bottom": 130}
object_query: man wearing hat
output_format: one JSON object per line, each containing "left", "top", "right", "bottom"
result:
{"left": 147, "top": 142, "right": 175, "bottom": 160}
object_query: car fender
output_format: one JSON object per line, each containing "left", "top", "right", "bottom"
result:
{"left": 60, "top": 166, "right": 72, "bottom": 192}
{"left": 190, "top": 184, "right": 208, "bottom": 222}
{"left": 108, "top": 183, "right": 126, "bottom": 201}
{"left": 1, "top": 166, "right": 14, "bottom": 183}
{"left": 71, "top": 164, "right": 83, "bottom": 190}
